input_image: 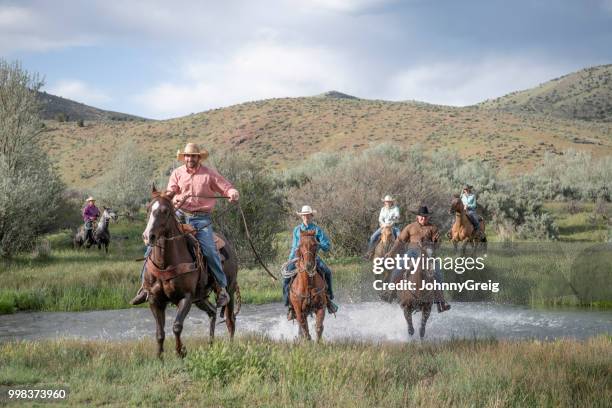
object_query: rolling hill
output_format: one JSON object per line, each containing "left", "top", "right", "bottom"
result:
{"left": 38, "top": 66, "right": 612, "bottom": 188}
{"left": 479, "top": 64, "right": 612, "bottom": 121}
{"left": 37, "top": 91, "right": 148, "bottom": 122}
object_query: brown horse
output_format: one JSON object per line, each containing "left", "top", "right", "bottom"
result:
{"left": 397, "top": 244, "right": 435, "bottom": 339}
{"left": 289, "top": 230, "right": 327, "bottom": 341}
{"left": 142, "top": 187, "right": 239, "bottom": 358}
{"left": 374, "top": 225, "right": 396, "bottom": 301}
{"left": 448, "top": 195, "right": 487, "bottom": 255}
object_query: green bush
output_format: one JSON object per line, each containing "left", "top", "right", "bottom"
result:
{"left": 209, "top": 152, "right": 287, "bottom": 266}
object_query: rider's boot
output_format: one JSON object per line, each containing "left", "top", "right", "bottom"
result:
{"left": 327, "top": 296, "right": 339, "bottom": 314}
{"left": 130, "top": 285, "right": 148, "bottom": 305}
{"left": 216, "top": 287, "right": 229, "bottom": 307}
{"left": 435, "top": 290, "right": 451, "bottom": 313}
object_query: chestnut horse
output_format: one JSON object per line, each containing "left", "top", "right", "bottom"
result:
{"left": 289, "top": 230, "right": 327, "bottom": 341}
{"left": 448, "top": 195, "right": 487, "bottom": 255}
{"left": 142, "top": 187, "right": 239, "bottom": 358}
{"left": 374, "top": 225, "right": 396, "bottom": 300}
{"left": 397, "top": 244, "right": 435, "bottom": 339}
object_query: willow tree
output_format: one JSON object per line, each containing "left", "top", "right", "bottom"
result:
{"left": 0, "top": 60, "right": 64, "bottom": 257}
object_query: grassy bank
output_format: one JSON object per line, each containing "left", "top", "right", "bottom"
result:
{"left": 0, "top": 336, "right": 610, "bottom": 407}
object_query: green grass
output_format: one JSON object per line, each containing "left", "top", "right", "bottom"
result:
{"left": 0, "top": 336, "right": 610, "bottom": 407}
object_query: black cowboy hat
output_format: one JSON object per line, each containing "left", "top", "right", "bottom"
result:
{"left": 415, "top": 206, "right": 433, "bottom": 216}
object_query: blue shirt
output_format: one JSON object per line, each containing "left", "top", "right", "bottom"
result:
{"left": 461, "top": 193, "right": 477, "bottom": 210}
{"left": 288, "top": 222, "right": 331, "bottom": 260}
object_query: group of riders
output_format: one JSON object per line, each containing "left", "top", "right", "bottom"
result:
{"left": 81, "top": 142, "right": 483, "bottom": 319}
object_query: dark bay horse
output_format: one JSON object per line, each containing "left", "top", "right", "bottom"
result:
{"left": 142, "top": 187, "right": 239, "bottom": 358}
{"left": 397, "top": 244, "right": 435, "bottom": 339}
{"left": 449, "top": 195, "right": 487, "bottom": 255}
{"left": 289, "top": 230, "right": 327, "bottom": 341}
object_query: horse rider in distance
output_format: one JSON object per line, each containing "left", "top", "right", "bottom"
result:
{"left": 285, "top": 205, "right": 339, "bottom": 320}
{"left": 130, "top": 142, "right": 240, "bottom": 307}
{"left": 461, "top": 184, "right": 481, "bottom": 234}
{"left": 385, "top": 206, "right": 451, "bottom": 313}
{"left": 82, "top": 196, "right": 100, "bottom": 247}
{"left": 365, "top": 194, "right": 401, "bottom": 259}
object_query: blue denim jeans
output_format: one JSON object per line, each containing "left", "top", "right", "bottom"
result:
{"left": 140, "top": 213, "right": 227, "bottom": 288}
{"left": 467, "top": 210, "right": 480, "bottom": 230}
{"left": 283, "top": 257, "right": 333, "bottom": 306}
{"left": 389, "top": 247, "right": 443, "bottom": 283}
{"left": 367, "top": 226, "right": 400, "bottom": 252}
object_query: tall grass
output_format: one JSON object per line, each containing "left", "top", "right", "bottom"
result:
{"left": 0, "top": 336, "right": 609, "bottom": 407}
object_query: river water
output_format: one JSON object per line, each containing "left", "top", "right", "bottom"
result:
{"left": 1, "top": 302, "right": 610, "bottom": 343}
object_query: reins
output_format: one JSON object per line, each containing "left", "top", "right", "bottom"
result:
{"left": 144, "top": 194, "right": 277, "bottom": 281}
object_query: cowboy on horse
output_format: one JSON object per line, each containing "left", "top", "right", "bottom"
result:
{"left": 385, "top": 206, "right": 451, "bottom": 312}
{"left": 365, "top": 195, "right": 400, "bottom": 259}
{"left": 82, "top": 196, "right": 100, "bottom": 247}
{"left": 461, "top": 184, "right": 481, "bottom": 232}
{"left": 130, "top": 143, "right": 239, "bottom": 307}
{"left": 284, "top": 205, "right": 338, "bottom": 320}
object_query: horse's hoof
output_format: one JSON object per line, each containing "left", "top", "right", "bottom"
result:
{"left": 419, "top": 327, "right": 426, "bottom": 338}
{"left": 408, "top": 327, "right": 414, "bottom": 336}
{"left": 177, "top": 346, "right": 187, "bottom": 359}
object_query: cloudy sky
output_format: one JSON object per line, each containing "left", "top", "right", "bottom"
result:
{"left": 1, "top": 0, "right": 611, "bottom": 119}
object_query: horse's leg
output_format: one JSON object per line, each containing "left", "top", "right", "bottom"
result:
{"left": 403, "top": 304, "right": 414, "bottom": 337}
{"left": 315, "top": 307, "right": 325, "bottom": 342}
{"left": 208, "top": 309, "right": 216, "bottom": 344}
{"left": 173, "top": 294, "right": 192, "bottom": 358}
{"left": 419, "top": 303, "right": 432, "bottom": 339}
{"left": 461, "top": 240, "right": 468, "bottom": 256}
{"left": 452, "top": 239, "right": 458, "bottom": 255}
{"left": 149, "top": 301, "right": 166, "bottom": 359}
{"left": 224, "top": 292, "right": 236, "bottom": 340}
{"left": 295, "top": 309, "right": 311, "bottom": 340}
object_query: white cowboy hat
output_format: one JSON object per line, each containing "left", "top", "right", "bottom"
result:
{"left": 382, "top": 195, "right": 395, "bottom": 202}
{"left": 176, "top": 142, "right": 209, "bottom": 161}
{"left": 85, "top": 196, "right": 95, "bottom": 203}
{"left": 296, "top": 205, "right": 317, "bottom": 215}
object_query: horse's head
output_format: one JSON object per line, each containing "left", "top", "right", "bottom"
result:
{"left": 380, "top": 224, "right": 394, "bottom": 243}
{"left": 449, "top": 194, "right": 463, "bottom": 214}
{"left": 103, "top": 207, "right": 118, "bottom": 222}
{"left": 297, "top": 230, "right": 318, "bottom": 272}
{"left": 142, "top": 186, "right": 176, "bottom": 245}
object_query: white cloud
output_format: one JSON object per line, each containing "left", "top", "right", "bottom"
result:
{"left": 46, "top": 79, "right": 111, "bottom": 105}
{"left": 134, "top": 41, "right": 354, "bottom": 118}
{"left": 0, "top": 4, "right": 96, "bottom": 53}
{"left": 296, "top": 0, "right": 397, "bottom": 13}
{"left": 384, "top": 57, "right": 574, "bottom": 106}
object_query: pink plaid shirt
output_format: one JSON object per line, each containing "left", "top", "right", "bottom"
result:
{"left": 167, "top": 165, "right": 238, "bottom": 213}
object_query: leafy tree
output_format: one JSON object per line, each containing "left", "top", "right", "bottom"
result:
{"left": 0, "top": 60, "right": 65, "bottom": 257}
{"left": 95, "top": 139, "right": 156, "bottom": 213}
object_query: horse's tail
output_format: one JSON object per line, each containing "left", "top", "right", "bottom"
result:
{"left": 233, "top": 284, "right": 242, "bottom": 317}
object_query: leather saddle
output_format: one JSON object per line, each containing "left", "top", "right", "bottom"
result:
{"left": 180, "top": 224, "right": 225, "bottom": 251}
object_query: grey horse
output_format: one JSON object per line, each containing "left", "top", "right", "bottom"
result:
{"left": 74, "top": 207, "right": 118, "bottom": 253}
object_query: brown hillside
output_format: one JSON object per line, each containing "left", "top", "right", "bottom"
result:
{"left": 38, "top": 91, "right": 148, "bottom": 122}
{"left": 41, "top": 96, "right": 612, "bottom": 188}
{"left": 479, "top": 64, "right": 612, "bottom": 121}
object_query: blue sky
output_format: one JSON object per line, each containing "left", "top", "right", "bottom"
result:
{"left": 1, "top": 0, "right": 611, "bottom": 119}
